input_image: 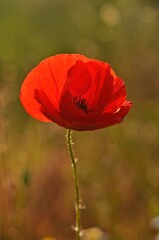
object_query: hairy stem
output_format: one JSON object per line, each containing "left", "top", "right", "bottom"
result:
{"left": 66, "top": 129, "right": 81, "bottom": 240}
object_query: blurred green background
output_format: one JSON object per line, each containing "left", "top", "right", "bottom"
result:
{"left": 0, "top": 0, "right": 159, "bottom": 239}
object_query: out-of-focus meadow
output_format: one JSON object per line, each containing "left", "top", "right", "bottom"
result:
{"left": 0, "top": 0, "right": 159, "bottom": 239}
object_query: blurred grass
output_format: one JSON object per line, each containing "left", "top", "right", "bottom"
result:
{"left": 0, "top": 0, "right": 159, "bottom": 239}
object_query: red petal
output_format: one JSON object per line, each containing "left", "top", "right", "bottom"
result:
{"left": 66, "top": 101, "right": 132, "bottom": 131}
{"left": 61, "top": 61, "right": 92, "bottom": 97}
{"left": 59, "top": 61, "right": 93, "bottom": 122}
{"left": 34, "top": 89, "right": 68, "bottom": 127}
{"left": 20, "top": 54, "right": 89, "bottom": 123}
{"left": 59, "top": 60, "right": 114, "bottom": 123}
{"left": 83, "top": 61, "right": 113, "bottom": 110}
{"left": 45, "top": 54, "right": 89, "bottom": 102}
{"left": 103, "top": 69, "right": 127, "bottom": 113}
{"left": 99, "top": 100, "right": 132, "bottom": 127}
{"left": 20, "top": 66, "right": 51, "bottom": 122}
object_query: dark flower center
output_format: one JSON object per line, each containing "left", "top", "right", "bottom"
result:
{"left": 72, "top": 96, "right": 88, "bottom": 112}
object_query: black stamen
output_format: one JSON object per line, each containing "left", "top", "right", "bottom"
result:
{"left": 72, "top": 96, "right": 89, "bottom": 112}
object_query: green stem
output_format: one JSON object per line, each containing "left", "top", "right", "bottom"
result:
{"left": 66, "top": 129, "right": 81, "bottom": 240}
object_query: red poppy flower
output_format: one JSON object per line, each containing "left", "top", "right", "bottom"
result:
{"left": 20, "top": 54, "right": 132, "bottom": 131}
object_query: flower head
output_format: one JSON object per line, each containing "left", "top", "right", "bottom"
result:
{"left": 20, "top": 54, "right": 132, "bottom": 131}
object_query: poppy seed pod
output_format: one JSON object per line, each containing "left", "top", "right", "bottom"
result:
{"left": 20, "top": 54, "right": 132, "bottom": 131}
